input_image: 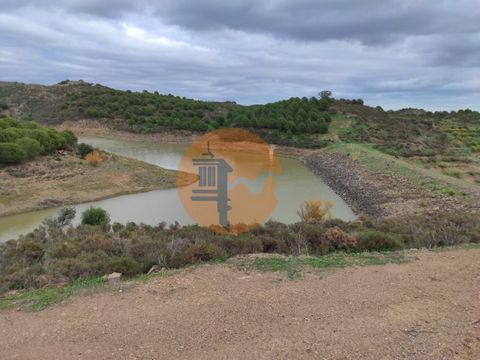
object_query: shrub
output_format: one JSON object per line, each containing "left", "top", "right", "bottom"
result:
{"left": 297, "top": 200, "right": 333, "bottom": 223}
{"left": 181, "top": 241, "right": 223, "bottom": 265}
{"left": 42, "top": 206, "right": 76, "bottom": 231}
{"left": 0, "top": 143, "right": 27, "bottom": 164}
{"left": 0, "top": 118, "right": 18, "bottom": 129}
{"left": 357, "top": 230, "right": 402, "bottom": 251}
{"left": 106, "top": 257, "right": 142, "bottom": 276}
{"left": 85, "top": 150, "right": 103, "bottom": 166}
{"left": 26, "top": 129, "right": 53, "bottom": 153}
{"left": 15, "top": 137, "right": 44, "bottom": 158}
{"left": 81, "top": 207, "right": 110, "bottom": 226}
{"left": 324, "top": 226, "right": 357, "bottom": 250}
{"left": 77, "top": 143, "right": 94, "bottom": 159}
{"left": 61, "top": 130, "right": 78, "bottom": 146}
{"left": 0, "top": 128, "right": 23, "bottom": 143}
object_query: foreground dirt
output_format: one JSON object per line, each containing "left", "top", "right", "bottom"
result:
{"left": 0, "top": 151, "right": 192, "bottom": 217}
{"left": 1, "top": 248, "right": 479, "bottom": 359}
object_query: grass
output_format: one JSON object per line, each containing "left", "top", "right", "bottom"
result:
{"left": 234, "top": 251, "right": 409, "bottom": 280}
{"left": 326, "top": 142, "right": 475, "bottom": 197}
{"left": 0, "top": 276, "right": 106, "bottom": 311}
{"left": 0, "top": 251, "right": 407, "bottom": 311}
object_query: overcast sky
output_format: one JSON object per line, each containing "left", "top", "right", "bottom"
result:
{"left": 0, "top": 0, "right": 479, "bottom": 110}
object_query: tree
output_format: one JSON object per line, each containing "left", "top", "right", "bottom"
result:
{"left": 0, "top": 143, "right": 27, "bottom": 164}
{"left": 81, "top": 207, "right": 110, "bottom": 226}
{"left": 15, "top": 137, "right": 43, "bottom": 158}
{"left": 61, "top": 130, "right": 78, "bottom": 146}
{"left": 77, "top": 143, "right": 94, "bottom": 159}
{"left": 319, "top": 90, "right": 332, "bottom": 100}
{"left": 319, "top": 98, "right": 329, "bottom": 111}
{"left": 42, "top": 206, "right": 76, "bottom": 231}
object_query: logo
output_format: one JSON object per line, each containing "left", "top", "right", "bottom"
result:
{"left": 176, "top": 128, "right": 281, "bottom": 232}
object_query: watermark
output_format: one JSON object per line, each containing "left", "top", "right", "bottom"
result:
{"left": 176, "top": 128, "right": 281, "bottom": 232}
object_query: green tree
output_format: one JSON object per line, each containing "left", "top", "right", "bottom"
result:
{"left": 77, "top": 143, "right": 94, "bottom": 159}
{"left": 0, "top": 118, "right": 19, "bottom": 129}
{"left": 15, "top": 137, "right": 43, "bottom": 158}
{"left": 81, "top": 207, "right": 111, "bottom": 226}
{"left": 0, "top": 143, "right": 27, "bottom": 164}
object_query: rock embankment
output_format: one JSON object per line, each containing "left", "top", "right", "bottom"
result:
{"left": 305, "top": 152, "right": 388, "bottom": 217}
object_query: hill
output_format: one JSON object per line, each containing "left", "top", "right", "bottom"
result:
{"left": 1, "top": 80, "right": 479, "bottom": 163}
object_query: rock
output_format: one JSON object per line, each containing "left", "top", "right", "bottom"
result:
{"left": 147, "top": 265, "right": 160, "bottom": 275}
{"left": 106, "top": 272, "right": 122, "bottom": 283}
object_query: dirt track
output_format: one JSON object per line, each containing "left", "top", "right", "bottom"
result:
{"left": 1, "top": 248, "right": 479, "bottom": 360}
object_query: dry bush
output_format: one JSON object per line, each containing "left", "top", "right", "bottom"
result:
{"left": 297, "top": 200, "right": 333, "bottom": 223}
{"left": 85, "top": 150, "right": 103, "bottom": 166}
{"left": 324, "top": 226, "right": 357, "bottom": 250}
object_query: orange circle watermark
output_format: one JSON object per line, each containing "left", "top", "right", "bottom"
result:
{"left": 176, "top": 128, "right": 281, "bottom": 233}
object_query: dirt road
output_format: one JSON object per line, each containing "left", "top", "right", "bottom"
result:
{"left": 1, "top": 248, "right": 479, "bottom": 359}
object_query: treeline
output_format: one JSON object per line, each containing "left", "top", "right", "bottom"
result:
{"left": 64, "top": 84, "right": 223, "bottom": 133}
{"left": 223, "top": 97, "right": 331, "bottom": 134}
{"left": 63, "top": 84, "right": 332, "bottom": 144}
{"left": 0, "top": 117, "right": 77, "bottom": 164}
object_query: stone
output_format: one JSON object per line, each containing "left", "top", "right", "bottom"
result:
{"left": 147, "top": 265, "right": 160, "bottom": 275}
{"left": 106, "top": 272, "right": 122, "bottom": 283}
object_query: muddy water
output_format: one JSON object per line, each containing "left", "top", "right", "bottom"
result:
{"left": 0, "top": 137, "right": 355, "bottom": 241}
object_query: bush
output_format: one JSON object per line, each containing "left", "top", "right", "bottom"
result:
{"left": 15, "top": 137, "right": 44, "bottom": 158}
{"left": 297, "top": 200, "right": 333, "bottom": 223}
{"left": 81, "top": 207, "right": 110, "bottom": 226}
{"left": 181, "top": 241, "right": 223, "bottom": 265}
{"left": 85, "top": 150, "right": 103, "bottom": 166}
{"left": 0, "top": 118, "right": 18, "bottom": 129}
{"left": 42, "top": 206, "right": 76, "bottom": 231}
{"left": 324, "top": 226, "right": 357, "bottom": 250}
{"left": 0, "top": 143, "right": 27, "bottom": 164}
{"left": 77, "top": 143, "right": 94, "bottom": 159}
{"left": 106, "top": 257, "right": 142, "bottom": 276}
{"left": 61, "top": 130, "right": 78, "bottom": 146}
{"left": 0, "top": 128, "right": 22, "bottom": 143}
{"left": 357, "top": 230, "right": 402, "bottom": 251}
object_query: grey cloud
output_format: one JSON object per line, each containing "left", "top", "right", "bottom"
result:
{"left": 0, "top": 1, "right": 479, "bottom": 110}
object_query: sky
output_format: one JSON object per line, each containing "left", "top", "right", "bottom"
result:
{"left": 0, "top": 0, "right": 479, "bottom": 110}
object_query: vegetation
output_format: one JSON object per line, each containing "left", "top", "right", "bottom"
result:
{"left": 77, "top": 142, "right": 94, "bottom": 159}
{"left": 2, "top": 81, "right": 479, "bottom": 152}
{"left": 0, "top": 117, "right": 77, "bottom": 164}
{"left": 297, "top": 199, "right": 333, "bottom": 223}
{"left": 236, "top": 251, "right": 408, "bottom": 279}
{"left": 81, "top": 207, "right": 110, "bottom": 226}
{"left": 1, "top": 206, "right": 478, "bottom": 294}
{"left": 0, "top": 143, "right": 27, "bottom": 164}
{"left": 85, "top": 150, "right": 103, "bottom": 166}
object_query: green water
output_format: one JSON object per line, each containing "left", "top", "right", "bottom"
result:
{"left": 0, "top": 136, "right": 355, "bottom": 241}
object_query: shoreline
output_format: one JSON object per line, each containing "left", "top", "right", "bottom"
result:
{"left": 305, "top": 151, "right": 386, "bottom": 217}
{"left": 57, "top": 120, "right": 318, "bottom": 158}
{"left": 306, "top": 145, "right": 480, "bottom": 219}
{"left": 0, "top": 151, "right": 194, "bottom": 219}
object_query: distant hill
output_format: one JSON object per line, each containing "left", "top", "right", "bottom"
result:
{"left": 0, "top": 80, "right": 479, "bottom": 155}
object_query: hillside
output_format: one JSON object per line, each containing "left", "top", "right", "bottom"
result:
{"left": 1, "top": 80, "right": 479, "bottom": 181}
{"left": 0, "top": 80, "right": 332, "bottom": 147}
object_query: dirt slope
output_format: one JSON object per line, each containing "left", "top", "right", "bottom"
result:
{"left": 1, "top": 248, "right": 479, "bottom": 360}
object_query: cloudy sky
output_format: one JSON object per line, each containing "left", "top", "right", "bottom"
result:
{"left": 0, "top": 0, "right": 479, "bottom": 110}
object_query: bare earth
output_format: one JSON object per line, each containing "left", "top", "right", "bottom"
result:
{"left": 1, "top": 248, "right": 479, "bottom": 360}
{"left": 0, "top": 152, "right": 193, "bottom": 217}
